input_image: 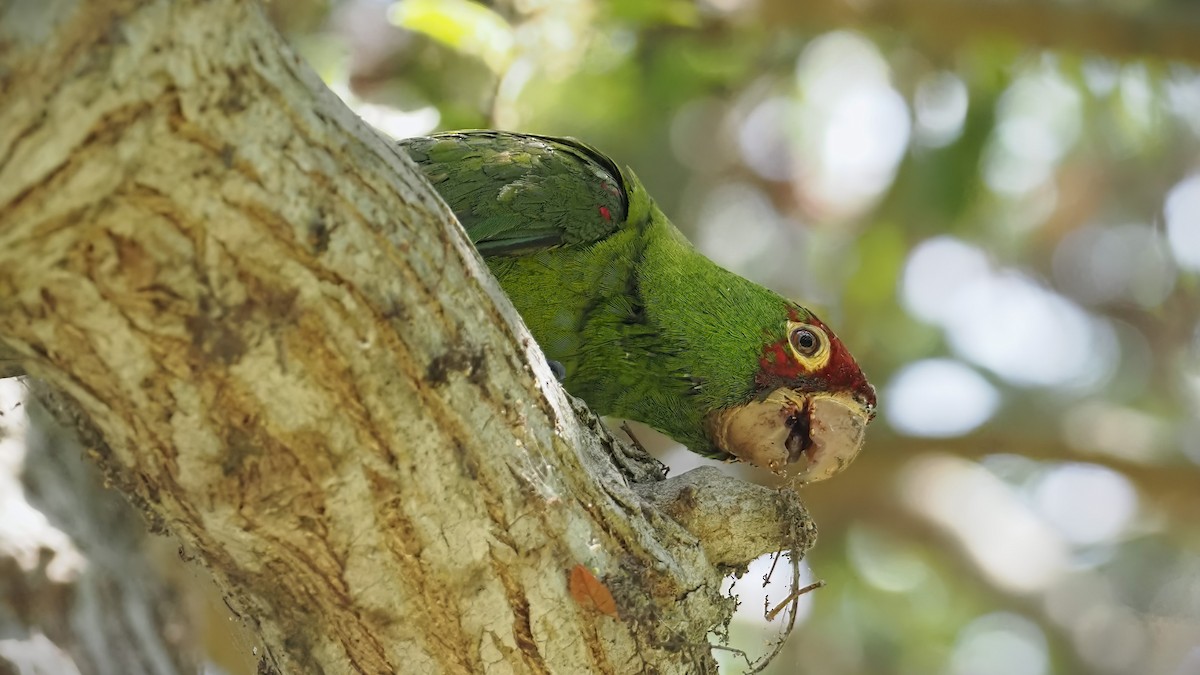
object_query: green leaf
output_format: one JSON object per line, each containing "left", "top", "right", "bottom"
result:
{"left": 389, "top": 0, "right": 515, "bottom": 73}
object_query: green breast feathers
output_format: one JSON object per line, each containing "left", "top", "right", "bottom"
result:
{"left": 401, "top": 130, "right": 876, "bottom": 482}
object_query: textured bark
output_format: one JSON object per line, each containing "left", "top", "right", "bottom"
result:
{"left": 0, "top": 1, "right": 813, "bottom": 673}
{"left": 0, "top": 342, "right": 22, "bottom": 380}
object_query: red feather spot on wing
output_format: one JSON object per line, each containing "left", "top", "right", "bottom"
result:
{"left": 598, "top": 205, "right": 612, "bottom": 221}
{"left": 569, "top": 564, "right": 618, "bottom": 618}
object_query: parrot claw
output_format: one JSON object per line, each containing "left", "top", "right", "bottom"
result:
{"left": 547, "top": 359, "right": 567, "bottom": 382}
{"left": 603, "top": 421, "right": 667, "bottom": 483}
{"left": 620, "top": 421, "right": 649, "bottom": 455}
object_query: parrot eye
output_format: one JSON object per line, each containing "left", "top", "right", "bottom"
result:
{"left": 790, "top": 328, "right": 820, "bottom": 356}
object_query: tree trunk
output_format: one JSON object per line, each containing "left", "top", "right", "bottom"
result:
{"left": 0, "top": 1, "right": 813, "bottom": 673}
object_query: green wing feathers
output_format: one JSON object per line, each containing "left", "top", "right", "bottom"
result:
{"left": 400, "top": 131, "right": 628, "bottom": 254}
{"left": 398, "top": 129, "right": 823, "bottom": 462}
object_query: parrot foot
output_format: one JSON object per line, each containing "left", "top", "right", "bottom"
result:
{"left": 614, "top": 422, "right": 668, "bottom": 482}
{"left": 547, "top": 359, "right": 567, "bottom": 382}
{"left": 620, "top": 422, "right": 648, "bottom": 455}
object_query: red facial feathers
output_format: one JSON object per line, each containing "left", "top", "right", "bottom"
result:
{"left": 757, "top": 309, "right": 875, "bottom": 408}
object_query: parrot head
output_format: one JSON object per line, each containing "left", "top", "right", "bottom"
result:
{"left": 706, "top": 306, "right": 876, "bottom": 483}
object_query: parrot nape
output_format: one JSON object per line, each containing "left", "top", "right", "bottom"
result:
{"left": 400, "top": 131, "right": 876, "bottom": 482}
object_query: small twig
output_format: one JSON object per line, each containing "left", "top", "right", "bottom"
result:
{"left": 762, "top": 549, "right": 782, "bottom": 587}
{"left": 765, "top": 580, "right": 824, "bottom": 622}
{"left": 745, "top": 499, "right": 820, "bottom": 675}
{"left": 709, "top": 643, "right": 754, "bottom": 668}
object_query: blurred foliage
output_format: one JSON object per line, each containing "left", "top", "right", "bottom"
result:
{"left": 263, "top": 1, "right": 1200, "bottom": 673}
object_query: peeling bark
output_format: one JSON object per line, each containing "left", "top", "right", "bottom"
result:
{"left": 0, "top": 1, "right": 814, "bottom": 673}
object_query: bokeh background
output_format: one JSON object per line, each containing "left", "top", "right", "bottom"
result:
{"left": 259, "top": 1, "right": 1200, "bottom": 673}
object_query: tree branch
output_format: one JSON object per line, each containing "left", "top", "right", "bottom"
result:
{"left": 808, "top": 431, "right": 1199, "bottom": 527}
{"left": 0, "top": 0, "right": 810, "bottom": 672}
{"left": 766, "top": 0, "right": 1200, "bottom": 65}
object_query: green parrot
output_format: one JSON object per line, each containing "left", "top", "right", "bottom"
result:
{"left": 400, "top": 131, "right": 876, "bottom": 482}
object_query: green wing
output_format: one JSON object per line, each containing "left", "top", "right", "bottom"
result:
{"left": 400, "top": 131, "right": 628, "bottom": 255}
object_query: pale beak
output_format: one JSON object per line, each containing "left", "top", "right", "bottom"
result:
{"left": 706, "top": 388, "right": 871, "bottom": 483}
